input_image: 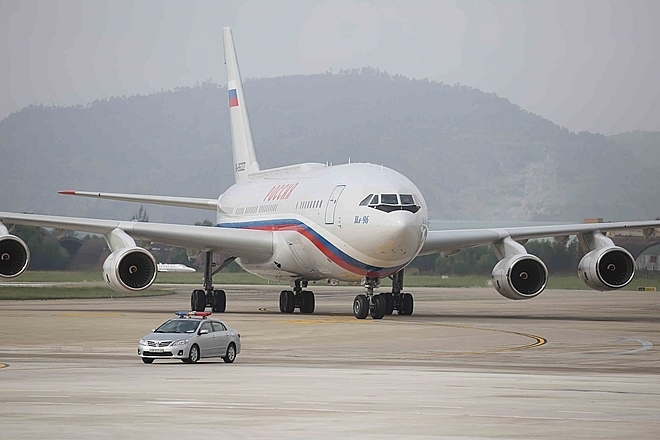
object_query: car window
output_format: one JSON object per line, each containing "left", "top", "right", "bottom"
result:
{"left": 213, "top": 321, "right": 227, "bottom": 331}
{"left": 200, "top": 321, "right": 212, "bottom": 333}
{"left": 155, "top": 319, "right": 199, "bottom": 334}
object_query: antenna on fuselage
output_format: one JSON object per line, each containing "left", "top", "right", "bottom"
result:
{"left": 223, "top": 27, "right": 260, "bottom": 183}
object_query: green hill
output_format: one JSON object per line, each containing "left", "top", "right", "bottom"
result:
{"left": 1, "top": 69, "right": 658, "bottom": 223}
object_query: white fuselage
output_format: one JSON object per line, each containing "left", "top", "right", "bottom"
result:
{"left": 215, "top": 162, "right": 429, "bottom": 282}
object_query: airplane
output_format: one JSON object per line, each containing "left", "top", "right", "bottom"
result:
{"left": 157, "top": 263, "right": 196, "bottom": 273}
{"left": 2, "top": 27, "right": 660, "bottom": 320}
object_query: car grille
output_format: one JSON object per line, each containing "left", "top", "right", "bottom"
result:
{"left": 143, "top": 351, "right": 173, "bottom": 357}
{"left": 147, "top": 340, "right": 172, "bottom": 347}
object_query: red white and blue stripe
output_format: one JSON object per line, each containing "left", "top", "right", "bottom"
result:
{"left": 217, "top": 219, "right": 405, "bottom": 277}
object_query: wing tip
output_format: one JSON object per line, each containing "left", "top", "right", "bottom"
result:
{"left": 58, "top": 190, "right": 76, "bottom": 195}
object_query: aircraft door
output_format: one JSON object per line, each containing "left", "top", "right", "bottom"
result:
{"left": 325, "top": 185, "right": 346, "bottom": 225}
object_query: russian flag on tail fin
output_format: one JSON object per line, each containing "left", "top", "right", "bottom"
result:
{"left": 228, "top": 89, "right": 239, "bottom": 107}
{"left": 223, "top": 27, "right": 260, "bottom": 182}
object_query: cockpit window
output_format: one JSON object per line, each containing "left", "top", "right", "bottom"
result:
{"left": 362, "top": 193, "right": 420, "bottom": 214}
{"left": 400, "top": 194, "right": 415, "bottom": 205}
{"left": 359, "top": 194, "right": 373, "bottom": 206}
{"left": 381, "top": 194, "right": 398, "bottom": 205}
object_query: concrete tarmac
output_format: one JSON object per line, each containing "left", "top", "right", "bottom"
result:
{"left": 0, "top": 285, "right": 659, "bottom": 439}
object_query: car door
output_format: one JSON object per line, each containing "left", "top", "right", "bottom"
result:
{"left": 212, "top": 320, "right": 230, "bottom": 355}
{"left": 196, "top": 321, "right": 218, "bottom": 357}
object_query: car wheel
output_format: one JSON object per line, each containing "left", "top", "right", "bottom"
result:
{"left": 223, "top": 343, "right": 237, "bottom": 363}
{"left": 187, "top": 344, "right": 200, "bottom": 364}
{"left": 141, "top": 357, "right": 154, "bottom": 364}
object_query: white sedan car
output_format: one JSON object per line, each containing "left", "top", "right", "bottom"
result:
{"left": 138, "top": 312, "right": 240, "bottom": 364}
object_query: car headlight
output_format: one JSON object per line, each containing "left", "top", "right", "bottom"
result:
{"left": 171, "top": 339, "right": 189, "bottom": 346}
{"left": 139, "top": 339, "right": 147, "bottom": 345}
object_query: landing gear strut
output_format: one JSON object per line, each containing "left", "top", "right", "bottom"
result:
{"left": 352, "top": 270, "right": 413, "bottom": 320}
{"left": 279, "top": 280, "right": 315, "bottom": 314}
{"left": 190, "top": 251, "right": 234, "bottom": 312}
{"left": 390, "top": 270, "right": 413, "bottom": 316}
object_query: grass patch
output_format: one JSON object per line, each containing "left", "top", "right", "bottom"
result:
{"left": 10, "top": 270, "right": 660, "bottom": 292}
{"left": 0, "top": 286, "right": 176, "bottom": 301}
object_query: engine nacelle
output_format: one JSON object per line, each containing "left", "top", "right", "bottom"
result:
{"left": 102, "top": 247, "right": 157, "bottom": 293}
{"left": 491, "top": 254, "right": 548, "bottom": 300}
{"left": 578, "top": 246, "right": 635, "bottom": 291}
{"left": 0, "top": 235, "right": 30, "bottom": 279}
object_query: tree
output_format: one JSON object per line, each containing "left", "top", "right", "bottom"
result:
{"left": 12, "top": 226, "right": 70, "bottom": 270}
{"left": 131, "top": 205, "right": 149, "bottom": 222}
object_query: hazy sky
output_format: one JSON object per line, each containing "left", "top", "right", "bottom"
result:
{"left": 1, "top": 0, "right": 658, "bottom": 135}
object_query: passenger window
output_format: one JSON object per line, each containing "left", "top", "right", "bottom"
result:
{"left": 400, "top": 194, "right": 415, "bottom": 205}
{"left": 211, "top": 321, "right": 226, "bottom": 332}
{"left": 381, "top": 194, "right": 398, "bottom": 205}
{"left": 359, "top": 194, "right": 373, "bottom": 206}
{"left": 200, "top": 322, "right": 212, "bottom": 333}
{"left": 370, "top": 195, "right": 379, "bottom": 205}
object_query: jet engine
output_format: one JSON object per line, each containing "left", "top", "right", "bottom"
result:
{"left": 578, "top": 246, "right": 635, "bottom": 291}
{"left": 0, "top": 235, "right": 30, "bottom": 279}
{"left": 491, "top": 254, "right": 548, "bottom": 300}
{"left": 102, "top": 247, "right": 157, "bottom": 293}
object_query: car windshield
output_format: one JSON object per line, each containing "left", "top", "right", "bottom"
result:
{"left": 155, "top": 319, "right": 200, "bottom": 334}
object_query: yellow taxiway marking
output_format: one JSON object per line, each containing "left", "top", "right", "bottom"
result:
{"left": 413, "top": 322, "right": 547, "bottom": 355}
{"left": 260, "top": 306, "right": 546, "bottom": 354}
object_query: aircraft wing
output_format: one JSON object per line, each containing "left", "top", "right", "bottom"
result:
{"left": 420, "top": 220, "right": 660, "bottom": 255}
{"left": 57, "top": 190, "right": 218, "bottom": 211}
{"left": 0, "top": 212, "right": 273, "bottom": 260}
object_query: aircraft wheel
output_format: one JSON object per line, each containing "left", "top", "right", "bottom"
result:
{"left": 300, "top": 290, "right": 315, "bottom": 314}
{"left": 279, "top": 291, "right": 287, "bottom": 313}
{"left": 212, "top": 290, "right": 226, "bottom": 313}
{"left": 191, "top": 289, "right": 206, "bottom": 312}
{"left": 398, "top": 293, "right": 414, "bottom": 316}
{"left": 281, "top": 290, "right": 295, "bottom": 313}
{"left": 370, "top": 294, "right": 386, "bottom": 320}
{"left": 381, "top": 293, "right": 394, "bottom": 315}
{"left": 353, "top": 294, "right": 369, "bottom": 319}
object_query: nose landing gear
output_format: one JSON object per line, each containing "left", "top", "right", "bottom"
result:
{"left": 352, "top": 270, "right": 413, "bottom": 319}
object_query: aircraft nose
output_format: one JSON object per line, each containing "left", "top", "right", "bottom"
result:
{"left": 374, "top": 212, "right": 427, "bottom": 261}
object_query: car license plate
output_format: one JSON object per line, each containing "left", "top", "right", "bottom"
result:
{"left": 151, "top": 348, "right": 164, "bottom": 353}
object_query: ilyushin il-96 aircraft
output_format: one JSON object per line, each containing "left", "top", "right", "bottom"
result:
{"left": 2, "top": 28, "right": 660, "bottom": 319}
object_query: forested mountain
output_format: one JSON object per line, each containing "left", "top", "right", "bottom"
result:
{"left": 1, "top": 69, "right": 658, "bottom": 224}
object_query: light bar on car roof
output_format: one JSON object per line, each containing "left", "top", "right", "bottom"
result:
{"left": 174, "top": 311, "right": 212, "bottom": 318}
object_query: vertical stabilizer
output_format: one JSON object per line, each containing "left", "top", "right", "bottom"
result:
{"left": 223, "top": 27, "right": 260, "bottom": 182}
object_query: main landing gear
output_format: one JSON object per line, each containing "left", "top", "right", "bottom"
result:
{"left": 279, "top": 280, "right": 315, "bottom": 314}
{"left": 352, "top": 270, "right": 414, "bottom": 320}
{"left": 190, "top": 251, "right": 235, "bottom": 313}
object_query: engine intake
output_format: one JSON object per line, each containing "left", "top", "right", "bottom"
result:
{"left": 578, "top": 246, "right": 634, "bottom": 291}
{"left": 102, "top": 247, "right": 157, "bottom": 293}
{"left": 0, "top": 235, "right": 30, "bottom": 279}
{"left": 492, "top": 254, "right": 548, "bottom": 300}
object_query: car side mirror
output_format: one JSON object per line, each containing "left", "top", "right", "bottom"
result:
{"left": 199, "top": 329, "right": 209, "bottom": 335}
{"left": 151, "top": 329, "right": 155, "bottom": 332}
